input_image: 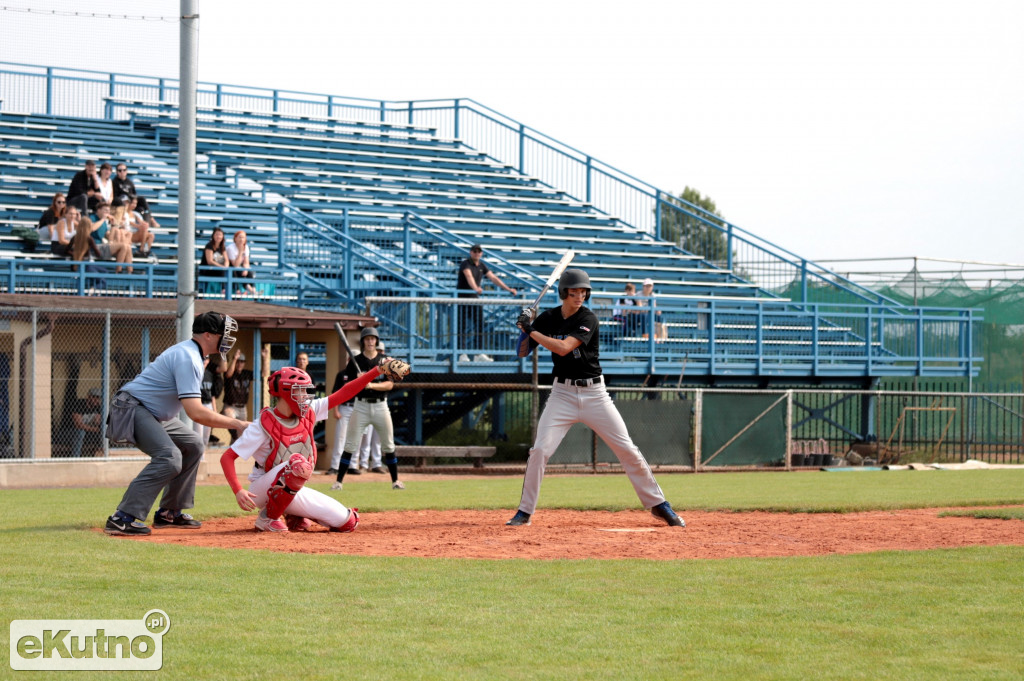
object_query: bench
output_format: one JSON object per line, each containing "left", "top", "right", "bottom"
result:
{"left": 394, "top": 445, "right": 496, "bottom": 468}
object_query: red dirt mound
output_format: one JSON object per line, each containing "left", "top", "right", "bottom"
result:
{"left": 131, "top": 508, "right": 1024, "bottom": 560}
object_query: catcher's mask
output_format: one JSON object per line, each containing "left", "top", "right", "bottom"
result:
{"left": 268, "top": 367, "right": 314, "bottom": 417}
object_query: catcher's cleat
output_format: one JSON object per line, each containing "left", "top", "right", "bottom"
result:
{"left": 285, "top": 515, "right": 313, "bottom": 532}
{"left": 650, "top": 501, "right": 685, "bottom": 528}
{"left": 104, "top": 515, "right": 151, "bottom": 536}
{"left": 392, "top": 480, "right": 406, "bottom": 490}
{"left": 153, "top": 509, "right": 202, "bottom": 529}
{"left": 506, "top": 510, "right": 532, "bottom": 526}
{"left": 254, "top": 509, "right": 289, "bottom": 533}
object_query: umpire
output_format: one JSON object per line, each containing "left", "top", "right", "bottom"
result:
{"left": 103, "top": 312, "right": 250, "bottom": 536}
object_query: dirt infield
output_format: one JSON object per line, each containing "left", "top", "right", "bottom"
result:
{"left": 134, "top": 507, "right": 1024, "bottom": 560}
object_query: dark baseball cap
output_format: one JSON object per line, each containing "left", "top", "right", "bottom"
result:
{"left": 192, "top": 311, "right": 227, "bottom": 335}
{"left": 470, "top": 244, "right": 483, "bottom": 252}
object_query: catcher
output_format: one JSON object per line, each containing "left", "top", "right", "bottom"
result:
{"left": 220, "top": 357, "right": 410, "bottom": 533}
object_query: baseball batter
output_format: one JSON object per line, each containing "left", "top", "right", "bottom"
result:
{"left": 331, "top": 327, "right": 405, "bottom": 490}
{"left": 508, "top": 268, "right": 685, "bottom": 528}
{"left": 220, "top": 358, "right": 409, "bottom": 533}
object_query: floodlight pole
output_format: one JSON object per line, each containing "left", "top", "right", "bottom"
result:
{"left": 177, "top": 0, "right": 199, "bottom": 342}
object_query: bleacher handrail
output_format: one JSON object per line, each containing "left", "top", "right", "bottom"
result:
{"left": 0, "top": 61, "right": 914, "bottom": 310}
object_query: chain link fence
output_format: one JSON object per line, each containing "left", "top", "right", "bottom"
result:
{"left": 3, "top": 307, "right": 1021, "bottom": 467}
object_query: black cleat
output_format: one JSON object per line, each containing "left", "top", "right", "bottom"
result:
{"left": 505, "top": 510, "right": 532, "bottom": 526}
{"left": 153, "top": 510, "right": 202, "bottom": 529}
{"left": 651, "top": 501, "right": 685, "bottom": 527}
{"left": 104, "top": 515, "right": 152, "bottom": 536}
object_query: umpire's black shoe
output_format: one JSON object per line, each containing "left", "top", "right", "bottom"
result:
{"left": 104, "top": 515, "right": 152, "bottom": 536}
{"left": 506, "top": 510, "right": 532, "bottom": 526}
{"left": 651, "top": 501, "right": 685, "bottom": 528}
{"left": 153, "top": 510, "right": 202, "bottom": 529}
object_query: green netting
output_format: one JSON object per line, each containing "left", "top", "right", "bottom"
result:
{"left": 772, "top": 270, "right": 1023, "bottom": 387}
{"left": 874, "top": 272, "right": 1024, "bottom": 386}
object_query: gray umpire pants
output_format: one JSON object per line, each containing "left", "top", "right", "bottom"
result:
{"left": 115, "top": 405, "right": 205, "bottom": 521}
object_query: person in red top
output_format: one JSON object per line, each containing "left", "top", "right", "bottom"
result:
{"left": 220, "top": 357, "right": 409, "bottom": 533}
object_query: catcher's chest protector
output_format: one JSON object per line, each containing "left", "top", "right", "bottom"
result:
{"left": 259, "top": 408, "right": 318, "bottom": 471}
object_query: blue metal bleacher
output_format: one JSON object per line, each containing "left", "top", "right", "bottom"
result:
{"left": 0, "top": 64, "right": 982, "bottom": 381}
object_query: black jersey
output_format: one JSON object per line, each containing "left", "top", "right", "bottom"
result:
{"left": 353, "top": 353, "right": 388, "bottom": 400}
{"left": 531, "top": 305, "right": 601, "bottom": 380}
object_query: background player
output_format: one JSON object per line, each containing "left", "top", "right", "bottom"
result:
{"left": 508, "top": 268, "right": 685, "bottom": 528}
{"left": 331, "top": 327, "right": 404, "bottom": 490}
{"left": 220, "top": 358, "right": 409, "bottom": 532}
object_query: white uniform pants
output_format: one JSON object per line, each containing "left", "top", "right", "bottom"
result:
{"left": 249, "top": 462, "right": 354, "bottom": 529}
{"left": 517, "top": 381, "right": 666, "bottom": 515}
{"left": 190, "top": 400, "right": 213, "bottom": 447}
{"left": 356, "top": 426, "right": 382, "bottom": 469}
{"left": 344, "top": 399, "right": 395, "bottom": 456}
{"left": 329, "top": 404, "right": 355, "bottom": 470}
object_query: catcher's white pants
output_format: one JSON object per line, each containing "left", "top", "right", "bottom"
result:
{"left": 249, "top": 462, "right": 354, "bottom": 528}
{"left": 329, "top": 404, "right": 355, "bottom": 470}
{"left": 516, "top": 381, "right": 666, "bottom": 515}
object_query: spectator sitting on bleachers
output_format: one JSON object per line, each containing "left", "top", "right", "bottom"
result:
{"left": 639, "top": 278, "right": 668, "bottom": 340}
{"left": 90, "top": 200, "right": 111, "bottom": 243}
{"left": 126, "top": 196, "right": 156, "bottom": 257}
{"left": 36, "top": 193, "right": 66, "bottom": 248}
{"left": 70, "top": 216, "right": 133, "bottom": 274}
{"left": 201, "top": 227, "right": 228, "bottom": 295}
{"left": 67, "top": 160, "right": 100, "bottom": 213}
{"left": 613, "top": 282, "right": 642, "bottom": 336}
{"left": 113, "top": 163, "right": 158, "bottom": 229}
{"left": 95, "top": 163, "right": 114, "bottom": 208}
{"left": 226, "top": 230, "right": 256, "bottom": 296}
{"left": 106, "top": 202, "right": 135, "bottom": 257}
{"left": 52, "top": 204, "right": 80, "bottom": 257}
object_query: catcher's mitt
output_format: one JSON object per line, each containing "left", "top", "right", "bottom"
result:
{"left": 380, "top": 358, "right": 411, "bottom": 381}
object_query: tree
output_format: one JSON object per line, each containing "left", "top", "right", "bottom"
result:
{"left": 659, "top": 186, "right": 730, "bottom": 267}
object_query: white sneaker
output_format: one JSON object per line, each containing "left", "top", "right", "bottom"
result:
{"left": 330, "top": 481, "right": 343, "bottom": 491}
{"left": 254, "top": 509, "right": 289, "bottom": 532}
{"left": 458, "top": 354, "right": 471, "bottom": 362}
{"left": 474, "top": 354, "right": 494, "bottom": 362}
{"left": 392, "top": 481, "right": 406, "bottom": 490}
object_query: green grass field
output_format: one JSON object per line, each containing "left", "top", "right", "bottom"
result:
{"left": 3, "top": 470, "right": 1023, "bottom": 681}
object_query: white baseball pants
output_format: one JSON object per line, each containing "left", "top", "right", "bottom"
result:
{"left": 517, "top": 381, "right": 667, "bottom": 515}
{"left": 249, "top": 462, "right": 354, "bottom": 529}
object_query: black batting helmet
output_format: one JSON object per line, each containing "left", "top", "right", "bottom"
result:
{"left": 558, "top": 268, "right": 591, "bottom": 301}
{"left": 360, "top": 327, "right": 380, "bottom": 346}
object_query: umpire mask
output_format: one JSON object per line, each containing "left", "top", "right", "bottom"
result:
{"left": 219, "top": 315, "right": 238, "bottom": 360}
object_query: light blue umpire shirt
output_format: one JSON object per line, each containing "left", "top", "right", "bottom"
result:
{"left": 120, "top": 339, "right": 205, "bottom": 421}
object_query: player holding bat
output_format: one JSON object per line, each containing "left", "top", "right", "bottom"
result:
{"left": 507, "top": 268, "right": 685, "bottom": 528}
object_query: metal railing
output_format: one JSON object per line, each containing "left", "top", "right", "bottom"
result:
{"left": 0, "top": 61, "right": 945, "bottom": 309}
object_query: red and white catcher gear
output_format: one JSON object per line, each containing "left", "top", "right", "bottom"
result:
{"left": 331, "top": 508, "right": 360, "bottom": 533}
{"left": 258, "top": 406, "right": 318, "bottom": 479}
{"left": 268, "top": 366, "right": 315, "bottom": 418}
{"left": 264, "top": 453, "right": 314, "bottom": 520}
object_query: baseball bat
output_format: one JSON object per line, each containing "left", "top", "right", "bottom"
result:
{"left": 515, "top": 249, "right": 576, "bottom": 355}
{"left": 333, "top": 322, "right": 363, "bottom": 376}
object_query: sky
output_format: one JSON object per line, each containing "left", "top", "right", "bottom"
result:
{"left": 3, "top": 0, "right": 1023, "bottom": 277}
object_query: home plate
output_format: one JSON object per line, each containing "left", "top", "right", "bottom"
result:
{"left": 597, "top": 528, "right": 659, "bottom": 533}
